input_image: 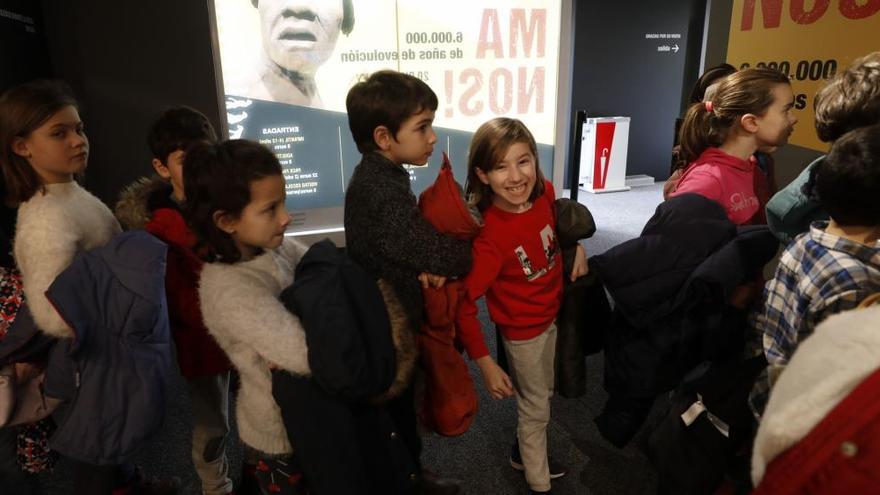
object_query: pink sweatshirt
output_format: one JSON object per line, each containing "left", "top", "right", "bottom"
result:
{"left": 670, "top": 147, "right": 761, "bottom": 225}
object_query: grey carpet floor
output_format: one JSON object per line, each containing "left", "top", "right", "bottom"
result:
{"left": 33, "top": 184, "right": 666, "bottom": 495}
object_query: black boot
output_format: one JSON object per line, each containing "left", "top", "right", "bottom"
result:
{"left": 413, "top": 470, "right": 463, "bottom": 495}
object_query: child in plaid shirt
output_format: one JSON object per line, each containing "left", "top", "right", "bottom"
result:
{"left": 750, "top": 124, "right": 880, "bottom": 417}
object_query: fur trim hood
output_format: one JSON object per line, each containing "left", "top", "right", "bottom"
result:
{"left": 752, "top": 305, "right": 880, "bottom": 484}
{"left": 114, "top": 176, "right": 171, "bottom": 230}
{"left": 373, "top": 279, "right": 417, "bottom": 403}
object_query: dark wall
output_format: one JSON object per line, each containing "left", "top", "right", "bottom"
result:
{"left": 38, "top": 0, "right": 224, "bottom": 205}
{"left": 0, "top": 0, "right": 52, "bottom": 91}
{"left": 568, "top": 0, "right": 706, "bottom": 182}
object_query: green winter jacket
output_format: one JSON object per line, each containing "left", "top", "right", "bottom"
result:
{"left": 766, "top": 156, "right": 828, "bottom": 244}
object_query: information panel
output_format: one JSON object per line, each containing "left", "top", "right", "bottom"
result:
{"left": 212, "top": 0, "right": 563, "bottom": 231}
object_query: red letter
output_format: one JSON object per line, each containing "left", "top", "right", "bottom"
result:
{"left": 477, "top": 9, "right": 504, "bottom": 59}
{"left": 489, "top": 68, "right": 513, "bottom": 114}
{"left": 790, "top": 0, "right": 830, "bottom": 24}
{"left": 740, "top": 0, "right": 783, "bottom": 30}
{"left": 459, "top": 69, "right": 484, "bottom": 116}
{"left": 839, "top": 0, "right": 880, "bottom": 19}
{"left": 517, "top": 67, "right": 545, "bottom": 114}
{"left": 509, "top": 9, "right": 546, "bottom": 58}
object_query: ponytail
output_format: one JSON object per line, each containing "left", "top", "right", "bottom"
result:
{"left": 678, "top": 101, "right": 730, "bottom": 165}
{"left": 677, "top": 67, "right": 790, "bottom": 165}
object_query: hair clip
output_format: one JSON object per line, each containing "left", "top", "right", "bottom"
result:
{"left": 704, "top": 101, "right": 714, "bottom": 113}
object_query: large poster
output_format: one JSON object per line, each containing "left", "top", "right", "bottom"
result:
{"left": 726, "top": 0, "right": 880, "bottom": 152}
{"left": 213, "top": 0, "right": 562, "bottom": 223}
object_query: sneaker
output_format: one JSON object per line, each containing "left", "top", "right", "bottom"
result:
{"left": 510, "top": 440, "right": 567, "bottom": 480}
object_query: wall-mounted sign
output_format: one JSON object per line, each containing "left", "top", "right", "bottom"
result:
{"left": 726, "top": 0, "right": 880, "bottom": 151}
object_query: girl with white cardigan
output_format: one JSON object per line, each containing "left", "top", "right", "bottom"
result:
{"left": 0, "top": 81, "right": 137, "bottom": 495}
{"left": 2, "top": 80, "right": 183, "bottom": 494}
{"left": 184, "top": 139, "right": 311, "bottom": 494}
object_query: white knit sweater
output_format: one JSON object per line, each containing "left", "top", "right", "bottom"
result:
{"left": 199, "top": 238, "right": 311, "bottom": 454}
{"left": 14, "top": 181, "right": 121, "bottom": 338}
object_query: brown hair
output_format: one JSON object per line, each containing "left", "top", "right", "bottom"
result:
{"left": 689, "top": 63, "right": 737, "bottom": 105}
{"left": 346, "top": 70, "right": 438, "bottom": 154}
{"left": 678, "top": 67, "right": 790, "bottom": 165}
{"left": 183, "top": 139, "right": 283, "bottom": 263}
{"left": 0, "top": 80, "right": 79, "bottom": 204}
{"left": 465, "top": 118, "right": 546, "bottom": 212}
{"left": 814, "top": 51, "right": 880, "bottom": 143}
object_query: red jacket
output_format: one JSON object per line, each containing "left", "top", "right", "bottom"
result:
{"left": 753, "top": 365, "right": 880, "bottom": 494}
{"left": 116, "top": 178, "right": 232, "bottom": 378}
{"left": 752, "top": 305, "right": 880, "bottom": 494}
{"left": 417, "top": 153, "right": 480, "bottom": 436}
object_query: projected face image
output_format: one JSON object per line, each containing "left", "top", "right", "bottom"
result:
{"left": 257, "top": 0, "right": 344, "bottom": 76}
{"left": 243, "top": 0, "right": 353, "bottom": 108}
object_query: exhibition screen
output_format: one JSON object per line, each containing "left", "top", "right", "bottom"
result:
{"left": 211, "top": 0, "right": 563, "bottom": 233}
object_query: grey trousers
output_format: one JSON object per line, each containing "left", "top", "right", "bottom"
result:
{"left": 187, "top": 371, "right": 233, "bottom": 495}
{"left": 502, "top": 322, "right": 557, "bottom": 493}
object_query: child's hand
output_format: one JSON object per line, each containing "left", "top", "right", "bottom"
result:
{"left": 570, "top": 244, "right": 589, "bottom": 282}
{"left": 418, "top": 272, "right": 448, "bottom": 289}
{"left": 476, "top": 356, "right": 514, "bottom": 400}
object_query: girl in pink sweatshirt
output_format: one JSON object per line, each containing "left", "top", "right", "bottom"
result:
{"left": 670, "top": 67, "right": 798, "bottom": 225}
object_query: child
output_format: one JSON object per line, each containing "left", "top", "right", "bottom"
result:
{"left": 669, "top": 67, "right": 798, "bottom": 225}
{"left": 185, "top": 139, "right": 310, "bottom": 495}
{"left": 766, "top": 51, "right": 880, "bottom": 243}
{"left": 0, "top": 80, "right": 177, "bottom": 494}
{"left": 343, "top": 70, "right": 471, "bottom": 494}
{"left": 456, "top": 118, "right": 587, "bottom": 495}
{"left": 750, "top": 124, "right": 880, "bottom": 417}
{"left": 115, "top": 107, "right": 236, "bottom": 495}
{"left": 1, "top": 81, "right": 120, "bottom": 339}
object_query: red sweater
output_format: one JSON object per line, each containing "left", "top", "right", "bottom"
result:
{"left": 146, "top": 207, "right": 232, "bottom": 378}
{"left": 456, "top": 181, "right": 563, "bottom": 360}
{"left": 670, "top": 147, "right": 763, "bottom": 226}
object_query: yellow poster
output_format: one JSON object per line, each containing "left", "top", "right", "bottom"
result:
{"left": 726, "top": 0, "right": 880, "bottom": 151}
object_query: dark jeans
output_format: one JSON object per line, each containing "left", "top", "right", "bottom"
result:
{"left": 385, "top": 382, "right": 422, "bottom": 469}
{"left": 71, "top": 459, "right": 135, "bottom": 495}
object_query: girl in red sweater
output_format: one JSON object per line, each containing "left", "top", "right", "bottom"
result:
{"left": 669, "top": 67, "right": 797, "bottom": 225}
{"left": 456, "top": 118, "right": 587, "bottom": 495}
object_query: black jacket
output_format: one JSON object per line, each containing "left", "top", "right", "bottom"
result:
{"left": 553, "top": 199, "right": 610, "bottom": 399}
{"left": 272, "top": 240, "right": 418, "bottom": 495}
{"left": 344, "top": 152, "right": 472, "bottom": 331}
{"left": 591, "top": 194, "right": 777, "bottom": 447}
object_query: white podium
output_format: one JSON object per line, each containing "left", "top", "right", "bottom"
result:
{"left": 579, "top": 116, "right": 631, "bottom": 193}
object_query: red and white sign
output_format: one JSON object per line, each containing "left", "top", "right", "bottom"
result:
{"left": 579, "top": 116, "right": 631, "bottom": 193}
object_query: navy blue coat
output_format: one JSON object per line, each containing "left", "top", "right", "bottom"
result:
{"left": 44, "top": 230, "right": 171, "bottom": 465}
{"left": 591, "top": 194, "right": 778, "bottom": 447}
{"left": 273, "top": 239, "right": 417, "bottom": 494}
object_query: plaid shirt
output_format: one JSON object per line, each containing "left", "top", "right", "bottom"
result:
{"left": 749, "top": 221, "right": 880, "bottom": 417}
